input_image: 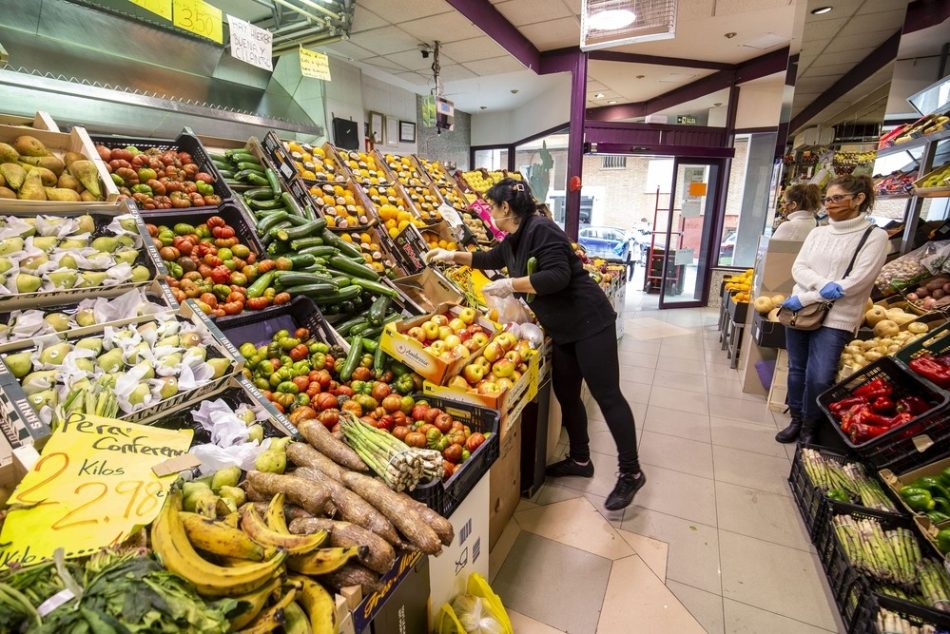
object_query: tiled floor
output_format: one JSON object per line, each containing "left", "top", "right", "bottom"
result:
{"left": 489, "top": 293, "right": 843, "bottom": 633}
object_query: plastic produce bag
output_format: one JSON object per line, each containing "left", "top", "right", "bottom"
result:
{"left": 875, "top": 241, "right": 950, "bottom": 295}
{"left": 436, "top": 573, "right": 513, "bottom": 634}
{"left": 483, "top": 292, "right": 532, "bottom": 325}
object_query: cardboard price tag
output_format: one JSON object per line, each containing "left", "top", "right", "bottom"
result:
{"left": 227, "top": 14, "right": 272, "bottom": 71}
{"left": 129, "top": 0, "right": 172, "bottom": 20}
{"left": 0, "top": 415, "right": 192, "bottom": 569}
{"left": 172, "top": 0, "right": 222, "bottom": 43}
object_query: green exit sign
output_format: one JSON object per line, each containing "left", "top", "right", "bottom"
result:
{"left": 676, "top": 115, "right": 698, "bottom": 125}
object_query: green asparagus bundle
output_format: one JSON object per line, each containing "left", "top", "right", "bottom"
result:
{"left": 918, "top": 559, "right": 950, "bottom": 612}
{"left": 833, "top": 515, "right": 921, "bottom": 586}
{"left": 876, "top": 608, "right": 938, "bottom": 634}
{"left": 802, "top": 448, "right": 898, "bottom": 512}
{"left": 339, "top": 411, "right": 444, "bottom": 491}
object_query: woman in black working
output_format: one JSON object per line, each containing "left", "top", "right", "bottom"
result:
{"left": 426, "top": 179, "right": 645, "bottom": 510}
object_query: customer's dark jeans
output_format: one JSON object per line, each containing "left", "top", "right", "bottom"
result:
{"left": 785, "top": 326, "right": 852, "bottom": 422}
{"left": 551, "top": 323, "right": 640, "bottom": 473}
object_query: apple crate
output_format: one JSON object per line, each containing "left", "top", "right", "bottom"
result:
{"left": 408, "top": 395, "right": 499, "bottom": 518}
{"left": 89, "top": 129, "right": 232, "bottom": 213}
{"left": 0, "top": 305, "right": 241, "bottom": 449}
{"left": 0, "top": 212, "right": 156, "bottom": 312}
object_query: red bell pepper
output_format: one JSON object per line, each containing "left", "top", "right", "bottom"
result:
{"left": 909, "top": 355, "right": 950, "bottom": 388}
{"left": 871, "top": 396, "right": 895, "bottom": 414}
{"left": 896, "top": 395, "right": 931, "bottom": 416}
{"left": 853, "top": 377, "right": 894, "bottom": 399}
{"left": 830, "top": 395, "right": 868, "bottom": 415}
{"left": 850, "top": 423, "right": 894, "bottom": 444}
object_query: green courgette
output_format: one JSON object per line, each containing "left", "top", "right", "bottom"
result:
{"left": 297, "top": 244, "right": 337, "bottom": 258}
{"left": 368, "top": 295, "right": 392, "bottom": 326}
{"left": 245, "top": 187, "right": 277, "bottom": 201}
{"left": 526, "top": 256, "right": 538, "bottom": 302}
{"left": 349, "top": 277, "right": 396, "bottom": 297}
{"left": 237, "top": 161, "right": 265, "bottom": 173}
{"left": 276, "top": 219, "right": 328, "bottom": 242}
{"left": 340, "top": 337, "right": 363, "bottom": 381}
{"left": 282, "top": 282, "right": 339, "bottom": 297}
{"left": 287, "top": 254, "right": 317, "bottom": 269}
{"left": 247, "top": 197, "right": 284, "bottom": 211}
{"left": 257, "top": 211, "right": 291, "bottom": 235}
{"left": 314, "top": 285, "right": 361, "bottom": 306}
{"left": 246, "top": 271, "right": 276, "bottom": 298}
{"left": 328, "top": 255, "right": 379, "bottom": 281}
{"left": 274, "top": 271, "right": 334, "bottom": 288}
{"left": 336, "top": 316, "right": 368, "bottom": 336}
{"left": 322, "top": 229, "right": 363, "bottom": 259}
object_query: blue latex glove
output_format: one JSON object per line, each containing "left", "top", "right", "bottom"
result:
{"left": 820, "top": 282, "right": 845, "bottom": 300}
{"left": 782, "top": 296, "right": 803, "bottom": 311}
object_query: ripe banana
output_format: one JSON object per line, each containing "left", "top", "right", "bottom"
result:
{"left": 241, "top": 504, "right": 328, "bottom": 555}
{"left": 150, "top": 489, "right": 286, "bottom": 597}
{"left": 265, "top": 492, "right": 290, "bottom": 533}
{"left": 239, "top": 587, "right": 296, "bottom": 634}
{"left": 231, "top": 577, "right": 281, "bottom": 630}
{"left": 283, "top": 601, "right": 313, "bottom": 634}
{"left": 291, "top": 575, "right": 338, "bottom": 634}
{"left": 222, "top": 511, "right": 240, "bottom": 529}
{"left": 179, "top": 511, "right": 266, "bottom": 561}
{"left": 287, "top": 546, "right": 366, "bottom": 575}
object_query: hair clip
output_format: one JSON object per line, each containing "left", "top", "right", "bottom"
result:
{"left": 512, "top": 183, "right": 526, "bottom": 192}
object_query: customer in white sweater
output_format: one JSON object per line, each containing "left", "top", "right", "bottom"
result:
{"left": 775, "top": 175, "right": 888, "bottom": 444}
{"left": 772, "top": 183, "right": 820, "bottom": 241}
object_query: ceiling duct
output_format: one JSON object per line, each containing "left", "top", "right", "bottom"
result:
{"left": 581, "top": 0, "right": 677, "bottom": 51}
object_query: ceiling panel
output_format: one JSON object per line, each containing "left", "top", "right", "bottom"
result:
{"left": 439, "top": 64, "right": 478, "bottom": 81}
{"left": 325, "top": 40, "right": 377, "bottom": 61}
{"left": 351, "top": 6, "right": 387, "bottom": 33}
{"left": 395, "top": 71, "right": 429, "bottom": 86}
{"left": 806, "top": 0, "right": 863, "bottom": 20}
{"left": 399, "top": 11, "right": 483, "bottom": 43}
{"left": 714, "top": 0, "right": 794, "bottom": 15}
{"left": 860, "top": 0, "right": 911, "bottom": 13}
{"left": 494, "top": 0, "right": 572, "bottom": 26}
{"left": 440, "top": 36, "right": 509, "bottom": 63}
{"left": 560, "top": 0, "right": 581, "bottom": 13}
{"left": 676, "top": 0, "right": 716, "bottom": 20}
{"left": 362, "top": 56, "right": 410, "bottom": 72}
{"left": 822, "top": 29, "right": 897, "bottom": 55}
{"left": 847, "top": 9, "right": 907, "bottom": 32}
{"left": 348, "top": 26, "right": 421, "bottom": 55}
{"left": 794, "top": 76, "right": 838, "bottom": 93}
{"left": 386, "top": 49, "right": 454, "bottom": 71}
{"left": 799, "top": 61, "right": 858, "bottom": 77}
{"left": 518, "top": 16, "right": 581, "bottom": 51}
{"left": 355, "top": 0, "right": 452, "bottom": 24}
{"left": 464, "top": 56, "right": 526, "bottom": 76}
{"left": 800, "top": 18, "right": 849, "bottom": 42}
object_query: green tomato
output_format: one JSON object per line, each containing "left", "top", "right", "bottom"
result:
{"left": 239, "top": 342, "right": 257, "bottom": 358}
{"left": 217, "top": 248, "right": 233, "bottom": 261}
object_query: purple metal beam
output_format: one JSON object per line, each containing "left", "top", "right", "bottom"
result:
{"left": 565, "top": 52, "right": 588, "bottom": 241}
{"left": 587, "top": 143, "right": 736, "bottom": 159}
{"left": 788, "top": 32, "right": 900, "bottom": 134}
{"left": 587, "top": 49, "right": 732, "bottom": 71}
{"left": 585, "top": 121, "right": 728, "bottom": 147}
{"left": 903, "top": 0, "right": 950, "bottom": 34}
{"left": 539, "top": 47, "right": 579, "bottom": 75}
{"left": 734, "top": 47, "right": 790, "bottom": 83}
{"left": 725, "top": 85, "right": 739, "bottom": 139}
{"left": 442, "top": 0, "right": 541, "bottom": 71}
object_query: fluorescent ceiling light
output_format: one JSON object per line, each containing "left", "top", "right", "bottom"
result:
{"left": 588, "top": 9, "right": 636, "bottom": 31}
{"left": 811, "top": 6, "right": 832, "bottom": 14}
{"left": 594, "top": 92, "right": 605, "bottom": 98}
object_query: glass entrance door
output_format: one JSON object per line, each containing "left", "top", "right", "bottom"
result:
{"left": 658, "top": 159, "right": 723, "bottom": 308}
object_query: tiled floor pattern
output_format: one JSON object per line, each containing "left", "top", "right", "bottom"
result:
{"left": 489, "top": 296, "right": 843, "bottom": 633}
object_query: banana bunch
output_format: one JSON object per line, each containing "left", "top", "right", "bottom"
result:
{"left": 154, "top": 477, "right": 362, "bottom": 633}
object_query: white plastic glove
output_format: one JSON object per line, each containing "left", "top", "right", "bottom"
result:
{"left": 483, "top": 278, "right": 514, "bottom": 297}
{"left": 425, "top": 248, "right": 454, "bottom": 264}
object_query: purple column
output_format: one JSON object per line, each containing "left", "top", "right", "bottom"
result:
{"left": 565, "top": 51, "right": 587, "bottom": 241}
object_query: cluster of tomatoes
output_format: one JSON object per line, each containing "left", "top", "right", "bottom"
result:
{"left": 97, "top": 145, "right": 222, "bottom": 209}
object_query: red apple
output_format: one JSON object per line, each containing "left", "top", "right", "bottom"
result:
{"left": 496, "top": 377, "right": 515, "bottom": 391}
{"left": 431, "top": 314, "right": 449, "bottom": 327}
{"left": 448, "top": 375, "right": 469, "bottom": 389}
{"left": 463, "top": 363, "right": 486, "bottom": 384}
{"left": 407, "top": 326, "right": 426, "bottom": 342}
{"left": 473, "top": 355, "right": 491, "bottom": 368}
{"left": 477, "top": 381, "right": 502, "bottom": 395}
{"left": 483, "top": 342, "right": 503, "bottom": 362}
{"left": 458, "top": 307, "right": 477, "bottom": 325}
{"left": 422, "top": 321, "right": 440, "bottom": 341}
{"left": 491, "top": 359, "right": 515, "bottom": 378}
{"left": 471, "top": 332, "right": 490, "bottom": 348}
{"left": 448, "top": 318, "right": 466, "bottom": 333}
{"left": 505, "top": 350, "right": 522, "bottom": 365}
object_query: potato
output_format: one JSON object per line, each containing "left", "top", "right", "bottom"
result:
{"left": 918, "top": 287, "right": 931, "bottom": 298}
{"left": 865, "top": 350, "right": 883, "bottom": 362}
{"left": 873, "top": 319, "right": 900, "bottom": 337}
{"left": 865, "top": 306, "right": 887, "bottom": 326}
{"left": 934, "top": 289, "right": 946, "bottom": 300}
{"left": 907, "top": 322, "right": 929, "bottom": 334}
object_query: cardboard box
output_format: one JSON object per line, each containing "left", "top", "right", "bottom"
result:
{"left": 386, "top": 224, "right": 429, "bottom": 276}
{"left": 427, "top": 472, "right": 490, "bottom": 624}
{"left": 489, "top": 419, "right": 521, "bottom": 549}
{"left": 754, "top": 237, "right": 804, "bottom": 296}
{"left": 880, "top": 455, "right": 950, "bottom": 517}
{"left": 350, "top": 550, "right": 429, "bottom": 634}
{"left": 0, "top": 439, "right": 37, "bottom": 506}
{"left": 379, "top": 304, "right": 496, "bottom": 385}
{"left": 392, "top": 268, "right": 465, "bottom": 315}
{"left": 546, "top": 389, "right": 564, "bottom": 463}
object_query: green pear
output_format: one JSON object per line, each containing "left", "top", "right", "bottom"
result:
{"left": 77, "top": 271, "right": 108, "bottom": 288}
{"left": 75, "top": 308, "right": 96, "bottom": 327}
{"left": 43, "top": 313, "right": 70, "bottom": 332}
{"left": 132, "top": 360, "right": 155, "bottom": 381}
{"left": 180, "top": 332, "right": 201, "bottom": 348}
{"left": 17, "top": 219, "right": 35, "bottom": 237}
{"left": 270, "top": 437, "right": 292, "bottom": 451}
{"left": 118, "top": 217, "right": 138, "bottom": 233}
{"left": 15, "top": 274, "right": 42, "bottom": 294}
{"left": 31, "top": 236, "right": 57, "bottom": 252}
{"left": 254, "top": 449, "right": 286, "bottom": 474}
{"left": 185, "top": 347, "right": 207, "bottom": 363}
{"left": 27, "top": 389, "right": 58, "bottom": 410}
{"left": 76, "top": 215, "right": 95, "bottom": 234}
{"left": 4, "top": 351, "right": 33, "bottom": 378}
{"left": 97, "top": 348, "right": 124, "bottom": 373}
{"left": 75, "top": 337, "right": 103, "bottom": 354}
{"left": 240, "top": 409, "right": 256, "bottom": 425}
{"left": 156, "top": 335, "right": 180, "bottom": 348}
{"left": 247, "top": 424, "right": 264, "bottom": 443}
{"left": 117, "top": 235, "right": 136, "bottom": 248}
{"left": 137, "top": 322, "right": 158, "bottom": 338}
{"left": 21, "top": 370, "right": 57, "bottom": 395}
{"left": 207, "top": 358, "right": 232, "bottom": 379}
{"left": 58, "top": 254, "right": 78, "bottom": 270}
{"left": 218, "top": 485, "right": 246, "bottom": 509}
{"left": 0, "top": 258, "right": 12, "bottom": 274}
{"left": 130, "top": 265, "right": 151, "bottom": 283}
{"left": 211, "top": 466, "right": 242, "bottom": 493}
{"left": 74, "top": 358, "right": 94, "bottom": 375}
{"left": 0, "top": 237, "right": 23, "bottom": 255}
{"left": 182, "top": 481, "right": 211, "bottom": 500}
{"left": 90, "top": 236, "right": 117, "bottom": 253}
{"left": 157, "top": 376, "right": 177, "bottom": 399}
{"left": 39, "top": 342, "right": 72, "bottom": 365}
{"left": 128, "top": 383, "right": 150, "bottom": 405}
{"left": 19, "top": 254, "right": 48, "bottom": 271}
{"left": 113, "top": 249, "right": 138, "bottom": 266}
{"left": 48, "top": 270, "right": 77, "bottom": 289}
{"left": 60, "top": 238, "right": 88, "bottom": 250}
{"left": 158, "top": 352, "right": 182, "bottom": 373}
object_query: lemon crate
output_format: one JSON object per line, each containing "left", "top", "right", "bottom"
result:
{"left": 0, "top": 212, "right": 158, "bottom": 312}
{"left": 0, "top": 304, "right": 241, "bottom": 448}
{"left": 817, "top": 357, "right": 950, "bottom": 471}
{"left": 408, "top": 395, "right": 500, "bottom": 518}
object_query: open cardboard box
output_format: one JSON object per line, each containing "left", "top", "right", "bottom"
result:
{"left": 914, "top": 514, "right": 950, "bottom": 563}
{"left": 392, "top": 267, "right": 465, "bottom": 314}
{"left": 379, "top": 303, "right": 496, "bottom": 384}
{"left": 879, "top": 455, "right": 950, "bottom": 517}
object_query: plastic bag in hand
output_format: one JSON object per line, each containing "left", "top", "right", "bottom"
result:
{"left": 484, "top": 293, "right": 531, "bottom": 325}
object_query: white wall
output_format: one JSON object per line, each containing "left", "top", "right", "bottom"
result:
{"left": 471, "top": 111, "right": 513, "bottom": 146}
{"left": 361, "top": 74, "right": 419, "bottom": 154}
{"left": 887, "top": 57, "right": 942, "bottom": 117}
{"left": 470, "top": 79, "right": 572, "bottom": 146}
{"left": 735, "top": 82, "right": 783, "bottom": 129}
{"left": 323, "top": 56, "right": 365, "bottom": 145}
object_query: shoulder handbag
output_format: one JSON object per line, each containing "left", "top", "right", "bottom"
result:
{"left": 778, "top": 226, "right": 875, "bottom": 331}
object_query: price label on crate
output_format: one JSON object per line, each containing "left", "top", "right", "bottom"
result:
{"left": 0, "top": 415, "right": 192, "bottom": 569}
{"left": 172, "top": 0, "right": 222, "bottom": 43}
{"left": 227, "top": 14, "right": 272, "bottom": 71}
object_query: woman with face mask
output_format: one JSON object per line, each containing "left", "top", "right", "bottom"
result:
{"left": 426, "top": 179, "right": 645, "bottom": 510}
{"left": 772, "top": 183, "right": 821, "bottom": 241}
{"left": 775, "top": 175, "right": 888, "bottom": 444}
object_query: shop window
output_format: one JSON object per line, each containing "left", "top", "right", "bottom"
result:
{"left": 473, "top": 148, "right": 508, "bottom": 170}
{"left": 717, "top": 133, "right": 777, "bottom": 268}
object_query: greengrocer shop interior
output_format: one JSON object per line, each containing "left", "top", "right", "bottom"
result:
{"left": 2, "top": 0, "right": 945, "bottom": 310}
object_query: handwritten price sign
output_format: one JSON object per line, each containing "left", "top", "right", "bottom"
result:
{"left": 0, "top": 415, "right": 192, "bottom": 569}
{"left": 173, "top": 0, "right": 223, "bottom": 44}
{"left": 129, "top": 0, "right": 172, "bottom": 20}
{"left": 227, "top": 14, "right": 272, "bottom": 71}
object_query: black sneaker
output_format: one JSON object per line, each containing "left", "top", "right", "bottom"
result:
{"left": 605, "top": 471, "right": 646, "bottom": 511}
{"left": 545, "top": 457, "right": 594, "bottom": 478}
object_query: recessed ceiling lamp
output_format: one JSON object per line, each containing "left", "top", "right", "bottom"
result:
{"left": 480, "top": 106, "right": 487, "bottom": 110}
{"left": 636, "top": 74, "right": 645, "bottom": 79}
{"left": 724, "top": 32, "right": 737, "bottom": 39}
{"left": 594, "top": 92, "right": 605, "bottom": 98}
{"left": 608, "top": 100, "right": 617, "bottom": 104}
{"left": 811, "top": 6, "right": 832, "bottom": 14}
{"left": 587, "top": 8, "right": 636, "bottom": 30}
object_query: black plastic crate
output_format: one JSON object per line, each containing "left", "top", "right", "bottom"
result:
{"left": 408, "top": 395, "right": 499, "bottom": 518}
{"left": 90, "top": 129, "right": 232, "bottom": 212}
{"left": 751, "top": 310, "right": 786, "bottom": 348}
{"left": 896, "top": 320, "right": 950, "bottom": 366}
{"left": 217, "top": 295, "right": 339, "bottom": 351}
{"left": 851, "top": 586, "right": 950, "bottom": 633}
{"left": 727, "top": 293, "right": 748, "bottom": 323}
{"left": 817, "top": 356, "right": 950, "bottom": 470}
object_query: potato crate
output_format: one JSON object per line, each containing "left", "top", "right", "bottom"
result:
{"left": 89, "top": 129, "right": 232, "bottom": 213}
{"left": 817, "top": 356, "right": 950, "bottom": 471}
{"left": 895, "top": 320, "right": 950, "bottom": 366}
{"left": 0, "top": 212, "right": 157, "bottom": 312}
{"left": 408, "top": 395, "right": 499, "bottom": 518}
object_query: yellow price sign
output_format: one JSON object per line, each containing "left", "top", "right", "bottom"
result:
{"left": 173, "top": 0, "right": 223, "bottom": 44}
{"left": 300, "top": 46, "right": 332, "bottom": 81}
{"left": 129, "top": 0, "right": 172, "bottom": 20}
{"left": 0, "top": 415, "right": 192, "bottom": 569}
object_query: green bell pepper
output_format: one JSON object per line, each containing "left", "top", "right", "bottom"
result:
{"left": 826, "top": 488, "right": 850, "bottom": 503}
{"left": 935, "top": 497, "right": 950, "bottom": 515}
{"left": 939, "top": 467, "right": 950, "bottom": 488}
{"left": 927, "top": 510, "right": 950, "bottom": 523}
{"left": 937, "top": 528, "right": 950, "bottom": 554}
{"left": 900, "top": 486, "right": 936, "bottom": 512}
{"left": 912, "top": 476, "right": 950, "bottom": 500}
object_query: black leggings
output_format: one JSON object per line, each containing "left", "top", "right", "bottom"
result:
{"left": 551, "top": 323, "right": 640, "bottom": 473}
